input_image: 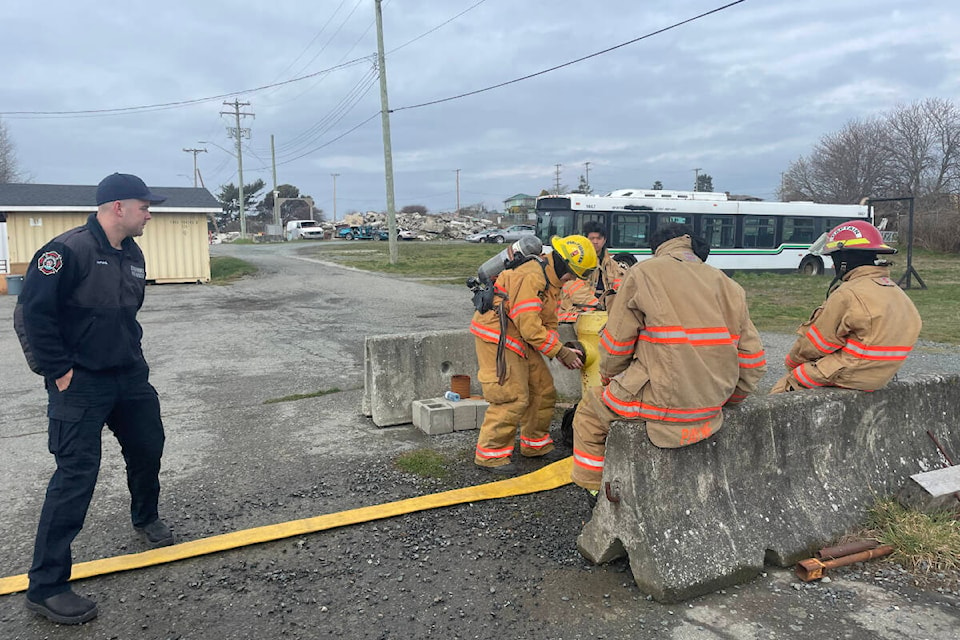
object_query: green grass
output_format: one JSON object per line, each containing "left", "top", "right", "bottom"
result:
{"left": 210, "top": 256, "right": 258, "bottom": 284}
{"left": 394, "top": 448, "right": 451, "bottom": 479}
{"left": 303, "top": 241, "right": 503, "bottom": 284}
{"left": 262, "top": 387, "right": 342, "bottom": 405}
{"left": 862, "top": 497, "right": 960, "bottom": 577}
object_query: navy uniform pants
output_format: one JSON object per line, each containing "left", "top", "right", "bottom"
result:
{"left": 27, "top": 365, "right": 165, "bottom": 601}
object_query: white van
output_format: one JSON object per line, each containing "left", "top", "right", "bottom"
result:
{"left": 285, "top": 219, "right": 325, "bottom": 241}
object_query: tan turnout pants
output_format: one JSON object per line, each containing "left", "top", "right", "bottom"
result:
{"left": 473, "top": 337, "right": 557, "bottom": 467}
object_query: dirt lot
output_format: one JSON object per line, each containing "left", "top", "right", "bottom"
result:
{"left": 1, "top": 242, "right": 959, "bottom": 639}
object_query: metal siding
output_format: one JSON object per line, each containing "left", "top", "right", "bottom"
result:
{"left": 5, "top": 211, "right": 210, "bottom": 283}
{"left": 137, "top": 213, "right": 211, "bottom": 283}
{"left": 7, "top": 212, "right": 90, "bottom": 270}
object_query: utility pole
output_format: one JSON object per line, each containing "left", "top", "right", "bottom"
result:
{"left": 554, "top": 163, "right": 562, "bottom": 194}
{"left": 693, "top": 167, "right": 701, "bottom": 192}
{"left": 270, "top": 134, "right": 280, "bottom": 228}
{"left": 221, "top": 99, "right": 254, "bottom": 239}
{"left": 375, "top": 0, "right": 398, "bottom": 264}
{"left": 331, "top": 173, "right": 340, "bottom": 222}
{"left": 454, "top": 169, "right": 461, "bottom": 215}
{"left": 182, "top": 148, "right": 207, "bottom": 188}
{"left": 584, "top": 161, "right": 591, "bottom": 192}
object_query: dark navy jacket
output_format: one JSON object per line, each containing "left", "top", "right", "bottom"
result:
{"left": 14, "top": 214, "right": 148, "bottom": 379}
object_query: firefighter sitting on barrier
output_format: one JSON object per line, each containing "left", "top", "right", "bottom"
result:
{"left": 770, "top": 220, "right": 921, "bottom": 394}
{"left": 469, "top": 235, "right": 598, "bottom": 474}
{"left": 570, "top": 223, "right": 766, "bottom": 498}
{"left": 557, "top": 221, "right": 636, "bottom": 323}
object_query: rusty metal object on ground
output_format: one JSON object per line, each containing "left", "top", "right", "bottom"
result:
{"left": 796, "top": 544, "right": 894, "bottom": 582}
{"left": 817, "top": 539, "right": 879, "bottom": 560}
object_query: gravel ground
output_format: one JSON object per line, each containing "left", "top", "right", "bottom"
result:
{"left": 1, "top": 241, "right": 959, "bottom": 639}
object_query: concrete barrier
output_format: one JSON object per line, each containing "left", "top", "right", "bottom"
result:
{"left": 577, "top": 374, "right": 960, "bottom": 603}
{"left": 363, "top": 329, "right": 582, "bottom": 427}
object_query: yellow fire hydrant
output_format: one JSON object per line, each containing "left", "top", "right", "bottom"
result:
{"left": 560, "top": 309, "right": 607, "bottom": 445}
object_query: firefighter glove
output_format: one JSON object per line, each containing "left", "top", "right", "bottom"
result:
{"left": 556, "top": 345, "right": 584, "bottom": 370}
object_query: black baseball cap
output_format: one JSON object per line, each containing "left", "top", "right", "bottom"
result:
{"left": 96, "top": 173, "right": 167, "bottom": 205}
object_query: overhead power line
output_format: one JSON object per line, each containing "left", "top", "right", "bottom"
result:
{"left": 0, "top": 58, "right": 371, "bottom": 118}
{"left": 392, "top": 0, "right": 746, "bottom": 112}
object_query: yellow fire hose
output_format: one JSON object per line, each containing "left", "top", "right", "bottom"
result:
{"left": 0, "top": 457, "right": 573, "bottom": 596}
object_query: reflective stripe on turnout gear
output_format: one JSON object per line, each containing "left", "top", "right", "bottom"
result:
{"left": 602, "top": 386, "right": 722, "bottom": 422}
{"left": 520, "top": 433, "right": 554, "bottom": 450}
{"left": 470, "top": 320, "right": 526, "bottom": 357}
{"left": 841, "top": 338, "right": 913, "bottom": 361}
{"left": 806, "top": 325, "right": 842, "bottom": 353}
{"left": 573, "top": 447, "right": 604, "bottom": 473}
{"left": 475, "top": 444, "right": 514, "bottom": 460}
{"left": 738, "top": 350, "right": 767, "bottom": 369}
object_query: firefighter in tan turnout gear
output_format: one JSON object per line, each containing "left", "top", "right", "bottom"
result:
{"left": 571, "top": 223, "right": 767, "bottom": 493}
{"left": 770, "top": 220, "right": 921, "bottom": 393}
{"left": 471, "top": 235, "right": 598, "bottom": 473}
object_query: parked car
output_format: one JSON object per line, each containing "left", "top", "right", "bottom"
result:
{"left": 465, "top": 228, "right": 500, "bottom": 243}
{"left": 486, "top": 224, "right": 536, "bottom": 244}
{"left": 397, "top": 228, "right": 418, "bottom": 241}
{"left": 337, "top": 225, "right": 389, "bottom": 241}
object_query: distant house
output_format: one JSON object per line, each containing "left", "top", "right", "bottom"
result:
{"left": 0, "top": 183, "right": 221, "bottom": 283}
{"left": 503, "top": 193, "right": 536, "bottom": 217}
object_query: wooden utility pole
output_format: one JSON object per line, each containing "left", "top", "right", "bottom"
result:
{"left": 375, "top": 0, "right": 398, "bottom": 264}
{"left": 331, "top": 173, "right": 340, "bottom": 222}
{"left": 454, "top": 169, "right": 461, "bottom": 214}
{"left": 182, "top": 148, "right": 206, "bottom": 188}
{"left": 221, "top": 100, "right": 254, "bottom": 238}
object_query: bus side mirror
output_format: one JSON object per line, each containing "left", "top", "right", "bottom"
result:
{"left": 808, "top": 232, "right": 828, "bottom": 256}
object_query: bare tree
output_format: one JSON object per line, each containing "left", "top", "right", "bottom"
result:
{"left": 782, "top": 98, "right": 960, "bottom": 250}
{"left": 780, "top": 116, "right": 891, "bottom": 203}
{"left": 0, "top": 117, "right": 25, "bottom": 183}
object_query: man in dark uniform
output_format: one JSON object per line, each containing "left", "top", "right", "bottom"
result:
{"left": 14, "top": 173, "right": 173, "bottom": 625}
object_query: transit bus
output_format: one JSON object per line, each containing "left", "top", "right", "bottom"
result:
{"left": 535, "top": 189, "right": 871, "bottom": 275}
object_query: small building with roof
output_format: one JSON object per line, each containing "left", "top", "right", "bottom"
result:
{"left": 0, "top": 182, "right": 221, "bottom": 284}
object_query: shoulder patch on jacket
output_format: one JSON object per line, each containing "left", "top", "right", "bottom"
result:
{"left": 872, "top": 276, "right": 896, "bottom": 287}
{"left": 37, "top": 250, "right": 63, "bottom": 275}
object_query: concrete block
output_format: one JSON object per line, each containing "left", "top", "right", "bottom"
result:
{"left": 412, "top": 399, "right": 453, "bottom": 435}
{"left": 452, "top": 398, "right": 489, "bottom": 431}
{"left": 576, "top": 374, "right": 960, "bottom": 603}
{"left": 898, "top": 465, "right": 960, "bottom": 513}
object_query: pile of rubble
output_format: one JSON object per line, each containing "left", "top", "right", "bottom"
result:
{"left": 334, "top": 211, "right": 501, "bottom": 241}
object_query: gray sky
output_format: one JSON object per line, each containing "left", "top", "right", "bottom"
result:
{"left": 2, "top": 1, "right": 958, "bottom": 217}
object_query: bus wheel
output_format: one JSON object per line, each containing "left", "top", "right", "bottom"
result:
{"left": 799, "top": 256, "right": 824, "bottom": 276}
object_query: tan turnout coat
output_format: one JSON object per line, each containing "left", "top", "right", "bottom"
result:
{"left": 772, "top": 265, "right": 922, "bottom": 392}
{"left": 598, "top": 236, "right": 767, "bottom": 447}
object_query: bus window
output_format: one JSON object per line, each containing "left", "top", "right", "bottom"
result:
{"left": 742, "top": 216, "right": 777, "bottom": 248}
{"left": 703, "top": 215, "right": 735, "bottom": 248}
{"left": 659, "top": 214, "right": 693, "bottom": 226}
{"left": 825, "top": 217, "right": 850, "bottom": 233}
{"left": 578, "top": 212, "right": 605, "bottom": 234}
{"left": 611, "top": 214, "right": 649, "bottom": 249}
{"left": 783, "top": 217, "right": 817, "bottom": 244}
{"left": 536, "top": 210, "right": 575, "bottom": 240}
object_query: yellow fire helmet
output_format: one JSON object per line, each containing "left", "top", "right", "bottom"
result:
{"left": 550, "top": 234, "right": 598, "bottom": 279}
